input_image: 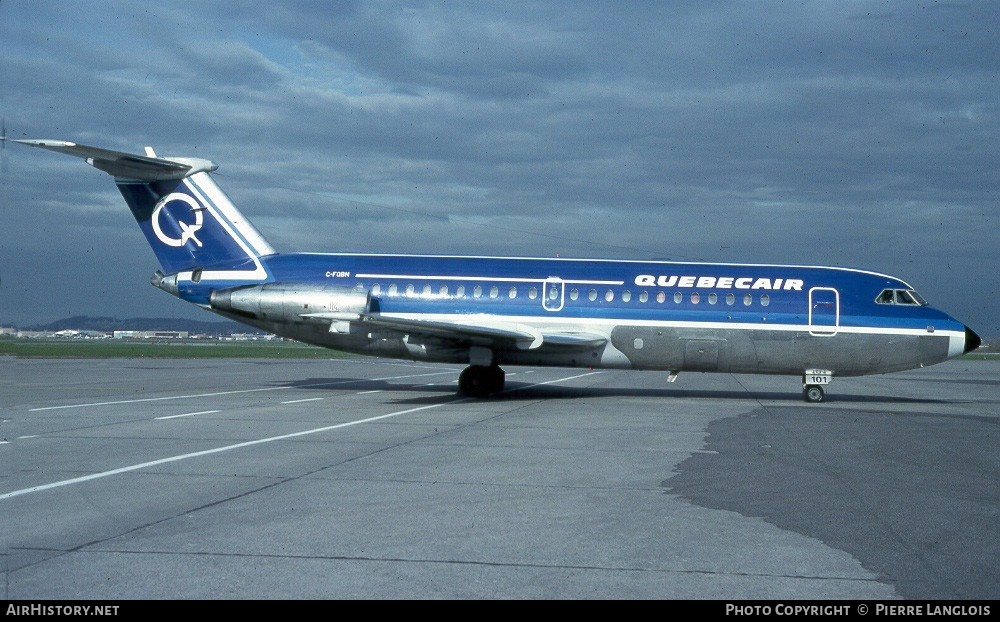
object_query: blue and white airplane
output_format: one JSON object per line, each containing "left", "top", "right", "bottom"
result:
{"left": 11, "top": 139, "right": 981, "bottom": 401}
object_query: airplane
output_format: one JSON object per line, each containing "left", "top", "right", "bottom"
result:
{"left": 7, "top": 138, "right": 982, "bottom": 402}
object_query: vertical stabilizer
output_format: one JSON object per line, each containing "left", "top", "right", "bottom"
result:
{"left": 11, "top": 139, "right": 275, "bottom": 279}
{"left": 117, "top": 172, "right": 275, "bottom": 275}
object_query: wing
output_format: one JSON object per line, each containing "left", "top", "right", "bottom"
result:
{"left": 305, "top": 312, "right": 607, "bottom": 351}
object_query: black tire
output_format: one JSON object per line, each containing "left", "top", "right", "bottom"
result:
{"left": 804, "top": 385, "right": 825, "bottom": 403}
{"left": 459, "top": 365, "right": 505, "bottom": 397}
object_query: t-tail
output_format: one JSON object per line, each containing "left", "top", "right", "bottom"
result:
{"left": 10, "top": 139, "right": 275, "bottom": 285}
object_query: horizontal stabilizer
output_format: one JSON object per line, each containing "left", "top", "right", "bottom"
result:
{"left": 11, "top": 139, "right": 217, "bottom": 181}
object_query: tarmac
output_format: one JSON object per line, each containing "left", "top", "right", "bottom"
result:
{"left": 1, "top": 356, "right": 997, "bottom": 599}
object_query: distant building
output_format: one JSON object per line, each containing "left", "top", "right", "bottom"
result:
{"left": 112, "top": 330, "right": 189, "bottom": 339}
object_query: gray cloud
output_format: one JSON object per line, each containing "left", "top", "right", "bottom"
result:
{"left": 1, "top": 0, "right": 996, "bottom": 336}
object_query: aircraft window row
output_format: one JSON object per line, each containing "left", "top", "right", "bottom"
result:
{"left": 363, "top": 282, "right": 773, "bottom": 307}
{"left": 875, "top": 289, "right": 927, "bottom": 306}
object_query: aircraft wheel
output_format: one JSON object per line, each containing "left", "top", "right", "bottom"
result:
{"left": 804, "top": 385, "right": 825, "bottom": 403}
{"left": 459, "top": 365, "right": 504, "bottom": 398}
{"left": 485, "top": 365, "right": 506, "bottom": 394}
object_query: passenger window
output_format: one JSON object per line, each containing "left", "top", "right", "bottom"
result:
{"left": 372, "top": 283, "right": 381, "bottom": 296}
{"left": 743, "top": 293, "right": 752, "bottom": 306}
{"left": 622, "top": 290, "right": 632, "bottom": 302}
{"left": 760, "top": 294, "right": 770, "bottom": 307}
{"left": 456, "top": 285, "right": 466, "bottom": 297}
{"left": 690, "top": 292, "right": 700, "bottom": 304}
{"left": 589, "top": 289, "right": 598, "bottom": 301}
{"left": 673, "top": 292, "right": 682, "bottom": 304}
{"left": 656, "top": 291, "right": 665, "bottom": 303}
{"left": 422, "top": 284, "right": 432, "bottom": 296}
{"left": 439, "top": 285, "right": 449, "bottom": 296}
{"left": 509, "top": 286, "right": 517, "bottom": 299}
{"left": 405, "top": 284, "right": 415, "bottom": 296}
{"left": 529, "top": 287, "right": 538, "bottom": 300}
{"left": 605, "top": 290, "right": 614, "bottom": 302}
{"left": 570, "top": 288, "right": 579, "bottom": 301}
{"left": 639, "top": 291, "right": 648, "bottom": 303}
{"left": 708, "top": 293, "right": 717, "bottom": 305}
{"left": 726, "top": 293, "right": 735, "bottom": 306}
{"left": 473, "top": 286, "right": 483, "bottom": 298}
{"left": 388, "top": 284, "right": 398, "bottom": 296}
{"left": 489, "top": 286, "right": 499, "bottom": 299}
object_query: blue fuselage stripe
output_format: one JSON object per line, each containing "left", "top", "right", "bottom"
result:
{"left": 175, "top": 253, "right": 965, "bottom": 334}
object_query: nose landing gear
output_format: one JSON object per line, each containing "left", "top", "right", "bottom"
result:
{"left": 803, "top": 369, "right": 832, "bottom": 403}
{"left": 803, "top": 384, "right": 825, "bottom": 403}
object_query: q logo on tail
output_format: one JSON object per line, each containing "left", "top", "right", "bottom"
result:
{"left": 151, "top": 193, "right": 204, "bottom": 247}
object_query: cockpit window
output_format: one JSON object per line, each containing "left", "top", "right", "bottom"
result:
{"left": 876, "top": 289, "right": 927, "bottom": 306}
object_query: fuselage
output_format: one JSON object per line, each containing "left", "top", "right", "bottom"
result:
{"left": 175, "top": 252, "right": 972, "bottom": 378}
{"left": 16, "top": 137, "right": 980, "bottom": 400}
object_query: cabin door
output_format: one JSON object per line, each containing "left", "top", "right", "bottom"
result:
{"left": 808, "top": 287, "right": 839, "bottom": 336}
{"left": 542, "top": 277, "right": 565, "bottom": 312}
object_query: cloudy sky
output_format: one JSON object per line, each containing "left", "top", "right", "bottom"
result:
{"left": 1, "top": 1, "right": 997, "bottom": 337}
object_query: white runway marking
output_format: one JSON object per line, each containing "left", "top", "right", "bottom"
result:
{"left": 17, "top": 435, "right": 39, "bottom": 440}
{"left": 1, "top": 369, "right": 603, "bottom": 501}
{"left": 503, "top": 371, "right": 602, "bottom": 394}
{"left": 281, "top": 398, "right": 324, "bottom": 404}
{"left": 27, "top": 370, "right": 456, "bottom": 412}
{"left": 155, "top": 410, "right": 220, "bottom": 421}
{"left": 1, "top": 401, "right": 466, "bottom": 501}
{"left": 357, "top": 390, "right": 383, "bottom": 395}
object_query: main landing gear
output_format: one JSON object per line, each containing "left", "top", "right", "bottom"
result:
{"left": 459, "top": 365, "right": 505, "bottom": 398}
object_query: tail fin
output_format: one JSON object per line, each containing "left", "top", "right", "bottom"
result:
{"left": 12, "top": 139, "right": 275, "bottom": 278}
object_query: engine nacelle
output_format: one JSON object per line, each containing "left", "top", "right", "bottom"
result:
{"left": 210, "top": 283, "right": 370, "bottom": 323}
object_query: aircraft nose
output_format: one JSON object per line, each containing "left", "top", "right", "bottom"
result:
{"left": 964, "top": 326, "right": 982, "bottom": 354}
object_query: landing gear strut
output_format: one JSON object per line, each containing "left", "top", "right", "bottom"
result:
{"left": 459, "top": 365, "right": 505, "bottom": 398}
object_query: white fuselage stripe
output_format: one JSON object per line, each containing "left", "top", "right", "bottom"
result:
{"left": 357, "top": 273, "right": 624, "bottom": 285}
{"left": 376, "top": 312, "right": 961, "bottom": 339}
{"left": 300, "top": 252, "right": 906, "bottom": 282}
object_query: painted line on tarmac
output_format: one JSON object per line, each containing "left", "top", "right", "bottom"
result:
{"left": 156, "top": 410, "right": 220, "bottom": 421}
{"left": 1, "top": 400, "right": 468, "bottom": 501}
{"left": 281, "top": 398, "right": 325, "bottom": 405}
{"left": 28, "top": 370, "right": 456, "bottom": 412}
{"left": 501, "top": 371, "right": 603, "bottom": 394}
{"left": 1, "top": 370, "right": 601, "bottom": 501}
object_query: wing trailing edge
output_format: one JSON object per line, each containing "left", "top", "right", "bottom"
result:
{"left": 357, "top": 314, "right": 607, "bottom": 351}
